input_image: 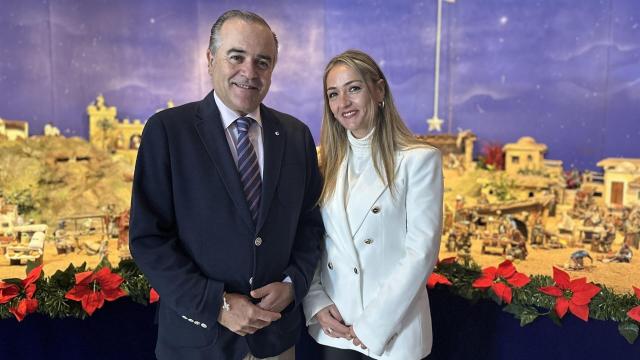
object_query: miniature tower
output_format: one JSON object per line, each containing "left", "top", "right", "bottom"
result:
{"left": 87, "top": 94, "right": 118, "bottom": 150}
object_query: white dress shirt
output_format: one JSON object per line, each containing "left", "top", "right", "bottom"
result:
{"left": 213, "top": 91, "right": 292, "bottom": 284}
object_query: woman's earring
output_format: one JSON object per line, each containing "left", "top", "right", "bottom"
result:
{"left": 378, "top": 101, "right": 385, "bottom": 109}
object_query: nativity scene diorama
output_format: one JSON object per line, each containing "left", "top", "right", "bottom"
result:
{"left": 1, "top": 95, "right": 639, "bottom": 340}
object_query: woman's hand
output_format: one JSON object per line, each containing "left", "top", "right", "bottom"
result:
{"left": 349, "top": 327, "right": 368, "bottom": 350}
{"left": 315, "top": 304, "right": 351, "bottom": 339}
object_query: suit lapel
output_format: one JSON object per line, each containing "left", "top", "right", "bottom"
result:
{"left": 194, "top": 92, "right": 254, "bottom": 230}
{"left": 256, "top": 105, "right": 284, "bottom": 233}
{"left": 323, "top": 157, "right": 359, "bottom": 264}
{"left": 347, "top": 152, "right": 405, "bottom": 237}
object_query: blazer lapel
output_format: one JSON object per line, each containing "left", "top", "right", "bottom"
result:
{"left": 256, "top": 105, "right": 284, "bottom": 233}
{"left": 194, "top": 92, "right": 254, "bottom": 230}
{"left": 323, "top": 157, "right": 359, "bottom": 264}
{"left": 347, "top": 152, "right": 405, "bottom": 236}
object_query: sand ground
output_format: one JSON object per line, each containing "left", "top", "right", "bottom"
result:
{"left": 1, "top": 219, "right": 638, "bottom": 294}
{"left": 0, "top": 239, "right": 124, "bottom": 279}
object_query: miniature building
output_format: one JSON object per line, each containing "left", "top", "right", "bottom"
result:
{"left": 0, "top": 118, "right": 29, "bottom": 140}
{"left": 44, "top": 123, "right": 61, "bottom": 136}
{"left": 543, "top": 159, "right": 564, "bottom": 177}
{"left": 417, "top": 130, "right": 477, "bottom": 170}
{"left": 597, "top": 158, "right": 640, "bottom": 208}
{"left": 630, "top": 177, "right": 640, "bottom": 206}
{"left": 87, "top": 94, "right": 144, "bottom": 151}
{"left": 503, "top": 136, "right": 547, "bottom": 175}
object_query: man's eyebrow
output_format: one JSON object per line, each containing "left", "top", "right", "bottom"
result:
{"left": 226, "top": 48, "right": 272, "bottom": 62}
{"left": 256, "top": 54, "right": 273, "bottom": 62}
{"left": 226, "top": 48, "right": 246, "bottom": 55}
{"left": 326, "top": 79, "right": 362, "bottom": 92}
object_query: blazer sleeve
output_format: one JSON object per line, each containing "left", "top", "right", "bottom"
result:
{"left": 129, "top": 115, "right": 224, "bottom": 329}
{"left": 352, "top": 148, "right": 443, "bottom": 356}
{"left": 283, "top": 126, "right": 324, "bottom": 310}
{"left": 302, "top": 258, "right": 334, "bottom": 325}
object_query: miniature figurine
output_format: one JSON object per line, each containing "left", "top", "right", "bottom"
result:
{"left": 506, "top": 228, "right": 528, "bottom": 260}
{"left": 568, "top": 250, "right": 593, "bottom": 270}
{"left": 600, "top": 243, "right": 633, "bottom": 263}
{"left": 530, "top": 216, "right": 546, "bottom": 248}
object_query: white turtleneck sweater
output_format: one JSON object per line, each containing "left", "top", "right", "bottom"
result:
{"left": 345, "top": 128, "right": 375, "bottom": 216}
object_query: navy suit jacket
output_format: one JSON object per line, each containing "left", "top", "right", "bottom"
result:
{"left": 129, "top": 91, "right": 324, "bottom": 360}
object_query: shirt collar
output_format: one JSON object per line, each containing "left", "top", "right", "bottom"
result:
{"left": 213, "top": 91, "right": 262, "bottom": 130}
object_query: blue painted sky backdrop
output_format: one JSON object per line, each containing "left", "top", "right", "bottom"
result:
{"left": 1, "top": 0, "right": 639, "bottom": 169}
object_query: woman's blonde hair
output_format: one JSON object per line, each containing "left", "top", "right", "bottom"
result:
{"left": 319, "top": 49, "right": 425, "bottom": 204}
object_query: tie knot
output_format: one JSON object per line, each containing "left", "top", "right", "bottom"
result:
{"left": 236, "top": 117, "right": 253, "bottom": 134}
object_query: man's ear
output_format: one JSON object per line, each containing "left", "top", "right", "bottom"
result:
{"left": 206, "top": 49, "right": 214, "bottom": 74}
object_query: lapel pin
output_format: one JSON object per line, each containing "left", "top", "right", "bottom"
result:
{"left": 275, "top": 131, "right": 280, "bottom": 136}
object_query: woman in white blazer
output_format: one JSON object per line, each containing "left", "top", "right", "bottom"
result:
{"left": 303, "top": 50, "right": 443, "bottom": 360}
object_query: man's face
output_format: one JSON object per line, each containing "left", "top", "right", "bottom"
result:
{"left": 208, "top": 18, "right": 276, "bottom": 115}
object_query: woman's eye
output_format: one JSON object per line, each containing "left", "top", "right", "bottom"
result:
{"left": 349, "top": 86, "right": 361, "bottom": 93}
{"left": 327, "top": 92, "right": 337, "bottom": 99}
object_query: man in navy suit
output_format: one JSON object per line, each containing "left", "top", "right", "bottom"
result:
{"left": 130, "top": 10, "right": 323, "bottom": 360}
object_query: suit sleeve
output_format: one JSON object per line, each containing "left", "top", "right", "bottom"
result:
{"left": 129, "top": 115, "right": 224, "bottom": 329}
{"left": 283, "top": 127, "right": 324, "bottom": 309}
{"left": 352, "top": 148, "right": 443, "bottom": 356}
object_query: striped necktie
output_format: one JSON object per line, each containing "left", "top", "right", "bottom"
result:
{"left": 235, "top": 117, "right": 261, "bottom": 224}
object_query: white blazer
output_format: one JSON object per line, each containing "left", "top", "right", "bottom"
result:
{"left": 303, "top": 146, "right": 443, "bottom": 359}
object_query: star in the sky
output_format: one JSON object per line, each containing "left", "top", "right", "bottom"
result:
{"left": 427, "top": 116, "right": 444, "bottom": 132}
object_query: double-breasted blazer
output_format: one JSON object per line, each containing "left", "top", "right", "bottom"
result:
{"left": 130, "top": 91, "right": 324, "bottom": 360}
{"left": 303, "top": 146, "right": 443, "bottom": 359}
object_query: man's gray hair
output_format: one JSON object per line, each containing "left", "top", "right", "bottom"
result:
{"left": 209, "top": 10, "right": 279, "bottom": 60}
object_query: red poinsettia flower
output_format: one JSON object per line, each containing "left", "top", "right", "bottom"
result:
{"left": 149, "top": 288, "right": 160, "bottom": 303}
{"left": 0, "top": 282, "right": 20, "bottom": 304}
{"left": 627, "top": 286, "right": 640, "bottom": 322}
{"left": 472, "top": 260, "right": 530, "bottom": 304}
{"left": 1, "top": 265, "right": 43, "bottom": 321}
{"left": 9, "top": 298, "right": 39, "bottom": 322}
{"left": 65, "top": 267, "right": 127, "bottom": 315}
{"left": 539, "top": 267, "right": 601, "bottom": 321}
{"left": 427, "top": 273, "right": 452, "bottom": 288}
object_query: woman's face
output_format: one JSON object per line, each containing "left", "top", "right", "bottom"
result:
{"left": 325, "top": 64, "right": 383, "bottom": 138}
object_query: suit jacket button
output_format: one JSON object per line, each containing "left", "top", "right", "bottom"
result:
{"left": 255, "top": 237, "right": 263, "bottom": 246}
{"left": 249, "top": 277, "right": 253, "bottom": 285}
{"left": 364, "top": 239, "right": 373, "bottom": 245}
{"left": 353, "top": 268, "right": 358, "bottom": 274}
{"left": 201, "top": 323, "right": 208, "bottom": 329}
{"left": 328, "top": 262, "right": 333, "bottom": 270}
{"left": 371, "top": 206, "right": 380, "bottom": 214}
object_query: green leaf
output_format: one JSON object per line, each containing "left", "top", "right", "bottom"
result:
{"left": 548, "top": 310, "right": 563, "bottom": 327}
{"left": 618, "top": 322, "right": 639, "bottom": 344}
{"left": 96, "top": 256, "right": 112, "bottom": 270}
{"left": 520, "top": 308, "right": 540, "bottom": 327}
{"left": 2, "top": 278, "right": 22, "bottom": 285}
{"left": 26, "top": 260, "right": 42, "bottom": 276}
{"left": 503, "top": 303, "right": 525, "bottom": 316}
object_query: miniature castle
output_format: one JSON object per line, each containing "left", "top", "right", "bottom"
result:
{"left": 87, "top": 95, "right": 144, "bottom": 154}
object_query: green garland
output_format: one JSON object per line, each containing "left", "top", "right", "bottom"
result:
{"left": 1, "top": 258, "right": 639, "bottom": 345}
{"left": 433, "top": 259, "right": 640, "bottom": 344}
